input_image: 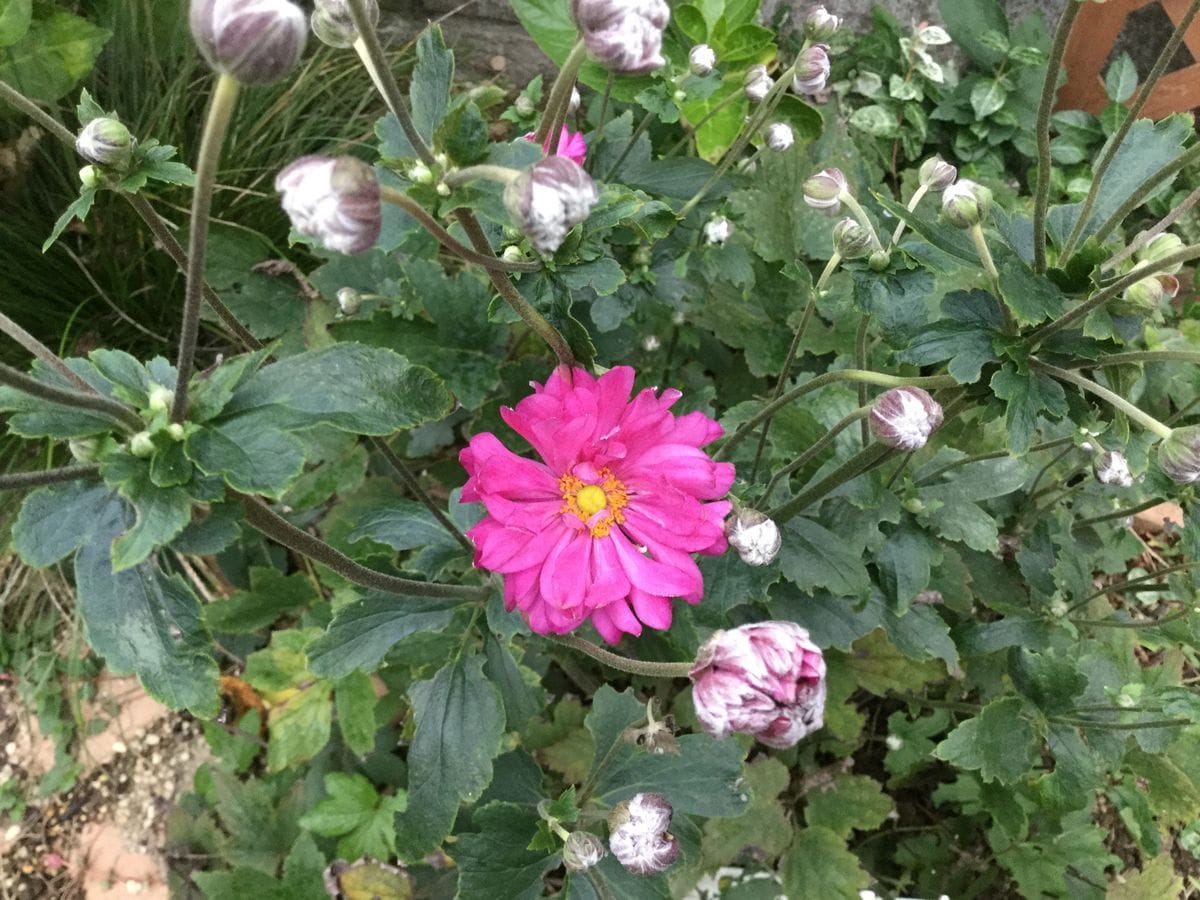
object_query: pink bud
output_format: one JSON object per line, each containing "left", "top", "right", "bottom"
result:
{"left": 504, "top": 156, "right": 599, "bottom": 253}
{"left": 608, "top": 793, "right": 679, "bottom": 875}
{"left": 802, "top": 167, "right": 847, "bottom": 214}
{"left": 190, "top": 0, "right": 307, "bottom": 84}
{"left": 792, "top": 44, "right": 831, "bottom": 95}
{"left": 690, "top": 621, "right": 826, "bottom": 749}
{"left": 869, "top": 386, "right": 943, "bottom": 450}
{"left": 571, "top": 0, "right": 670, "bottom": 74}
{"left": 275, "top": 155, "right": 381, "bottom": 255}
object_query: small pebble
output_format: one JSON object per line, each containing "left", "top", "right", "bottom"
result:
{"left": 112, "top": 740, "right": 128, "bottom": 754}
{"left": 4, "top": 824, "right": 20, "bottom": 842}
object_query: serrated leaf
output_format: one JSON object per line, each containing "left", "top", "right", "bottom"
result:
{"left": 996, "top": 252, "right": 1066, "bottom": 326}
{"left": 779, "top": 518, "right": 871, "bottom": 599}
{"left": 804, "top": 774, "right": 893, "bottom": 836}
{"left": 335, "top": 670, "right": 378, "bottom": 755}
{"left": 989, "top": 365, "right": 1068, "bottom": 455}
{"left": 42, "top": 188, "right": 96, "bottom": 251}
{"left": 306, "top": 594, "right": 461, "bottom": 678}
{"left": 186, "top": 417, "right": 305, "bottom": 498}
{"left": 934, "top": 696, "right": 1035, "bottom": 784}
{"left": 456, "top": 803, "right": 557, "bottom": 900}
{"left": 300, "top": 772, "right": 406, "bottom": 861}
{"left": 780, "top": 827, "right": 870, "bottom": 900}
{"left": 410, "top": 26, "right": 453, "bottom": 143}
{"left": 12, "top": 481, "right": 113, "bottom": 567}
{"left": 204, "top": 568, "right": 318, "bottom": 634}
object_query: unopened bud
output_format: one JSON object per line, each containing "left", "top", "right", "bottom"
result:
{"left": 1124, "top": 274, "right": 1169, "bottom": 309}
{"left": 571, "top": 0, "right": 669, "bottom": 74}
{"left": 725, "top": 507, "right": 781, "bottom": 566}
{"left": 1050, "top": 598, "right": 1069, "bottom": 617}
{"left": 563, "top": 832, "right": 606, "bottom": 873}
{"left": 870, "top": 387, "right": 944, "bottom": 450}
{"left": 743, "top": 64, "right": 773, "bottom": 103}
{"left": 868, "top": 249, "right": 891, "bottom": 270}
{"left": 805, "top": 6, "right": 842, "bottom": 40}
{"left": 918, "top": 156, "right": 957, "bottom": 191}
{"left": 704, "top": 215, "right": 733, "bottom": 245}
{"left": 147, "top": 385, "right": 173, "bottom": 413}
{"left": 130, "top": 431, "right": 155, "bottom": 458}
{"left": 501, "top": 245, "right": 524, "bottom": 262}
{"left": 504, "top": 157, "right": 599, "bottom": 253}
{"left": 833, "top": 217, "right": 872, "bottom": 259}
{"left": 514, "top": 94, "right": 535, "bottom": 116}
{"left": 336, "top": 286, "right": 362, "bottom": 315}
{"left": 765, "top": 122, "right": 794, "bottom": 152}
{"left": 802, "top": 167, "right": 847, "bottom": 215}
{"left": 567, "top": 86, "right": 581, "bottom": 114}
{"left": 1138, "top": 232, "right": 1185, "bottom": 272}
{"left": 792, "top": 43, "right": 831, "bottom": 95}
{"left": 409, "top": 162, "right": 434, "bottom": 184}
{"left": 1094, "top": 450, "right": 1133, "bottom": 487}
{"left": 1158, "top": 425, "right": 1200, "bottom": 484}
{"left": 436, "top": 181, "right": 451, "bottom": 196}
{"left": 310, "top": 0, "right": 378, "bottom": 49}
{"left": 941, "top": 179, "right": 992, "bottom": 228}
{"left": 189, "top": 0, "right": 308, "bottom": 84}
{"left": 608, "top": 793, "right": 678, "bottom": 876}
{"left": 79, "top": 165, "right": 101, "bottom": 189}
{"left": 75, "top": 118, "right": 134, "bottom": 169}
{"left": 275, "top": 155, "right": 382, "bottom": 255}
{"left": 885, "top": 734, "right": 903, "bottom": 751}
{"left": 689, "top": 43, "right": 716, "bottom": 75}
{"left": 167, "top": 422, "right": 186, "bottom": 441}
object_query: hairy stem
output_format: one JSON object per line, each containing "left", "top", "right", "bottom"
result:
{"left": 1033, "top": 361, "right": 1173, "bottom": 439}
{"left": 442, "top": 164, "right": 522, "bottom": 189}
{"left": 0, "top": 78, "right": 75, "bottom": 144}
{"left": 0, "top": 362, "right": 142, "bottom": 431}
{"left": 764, "top": 406, "right": 872, "bottom": 504}
{"left": 1067, "top": 559, "right": 1200, "bottom": 614}
{"left": 769, "top": 443, "right": 896, "bottom": 522}
{"left": 841, "top": 192, "right": 883, "bottom": 251}
{"left": 535, "top": 39, "right": 588, "bottom": 149}
{"left": 0, "top": 312, "right": 95, "bottom": 393}
{"left": 915, "top": 436, "right": 1074, "bottom": 484}
{"left": 542, "top": 633, "right": 693, "bottom": 678}
{"left": 369, "top": 438, "right": 473, "bottom": 553}
{"left": 1075, "top": 350, "right": 1200, "bottom": 368}
{"left": 0, "top": 464, "right": 101, "bottom": 491}
{"left": 1086, "top": 142, "right": 1200, "bottom": 249}
{"left": 1076, "top": 496, "right": 1166, "bottom": 527}
{"left": 172, "top": 73, "right": 240, "bottom": 423}
{"left": 890, "top": 184, "right": 928, "bottom": 246}
{"left": 1103, "top": 181, "right": 1200, "bottom": 273}
{"left": 855, "top": 315, "right": 871, "bottom": 443}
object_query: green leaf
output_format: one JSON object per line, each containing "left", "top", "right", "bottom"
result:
{"left": 0, "top": 11, "right": 109, "bottom": 102}
{"left": 410, "top": 26, "right": 453, "bottom": 144}
{"left": 456, "top": 803, "right": 558, "bottom": 900}
{"left": 334, "top": 671, "right": 378, "bottom": 755}
{"left": 170, "top": 502, "right": 242, "bottom": 556}
{"left": 347, "top": 498, "right": 460, "bottom": 552}
{"left": 1105, "top": 52, "right": 1138, "bottom": 104}
{"left": 700, "top": 758, "right": 792, "bottom": 868}
{"left": 803, "top": 774, "right": 894, "bottom": 837}
{"left": 12, "top": 481, "right": 112, "bottom": 567}
{"left": 202, "top": 229, "right": 305, "bottom": 341}
{"left": 306, "top": 594, "right": 460, "bottom": 678}
{"left": 996, "top": 252, "right": 1066, "bottom": 326}
{"left": 209, "top": 768, "right": 301, "bottom": 874}
{"left": 1008, "top": 647, "right": 1087, "bottom": 715}
{"left": 204, "top": 568, "right": 318, "bottom": 634}
{"left": 220, "top": 344, "right": 453, "bottom": 434}
{"left": 483, "top": 634, "right": 545, "bottom": 733}
{"left": 300, "top": 772, "right": 406, "bottom": 861}
{"left": 934, "top": 696, "right": 1035, "bottom": 784}
{"left": 188, "top": 347, "right": 273, "bottom": 423}
{"left": 99, "top": 454, "right": 192, "bottom": 572}
{"left": 565, "top": 855, "right": 672, "bottom": 899}
{"left": 694, "top": 552, "right": 780, "bottom": 623}
{"left": 243, "top": 630, "right": 333, "bottom": 772}
{"left": 779, "top": 518, "right": 871, "bottom": 599}
{"left": 393, "top": 654, "right": 506, "bottom": 858}
{"left": 938, "top": 0, "right": 1008, "bottom": 68}
{"left": 75, "top": 501, "right": 219, "bottom": 716}
{"left": 970, "top": 77, "right": 1008, "bottom": 118}
{"left": 874, "top": 193, "right": 980, "bottom": 266}
{"left": 989, "top": 364, "right": 1068, "bottom": 455}
{"left": 1109, "top": 854, "right": 1184, "bottom": 900}
{"left": 42, "top": 188, "right": 96, "bottom": 252}
{"left": 848, "top": 103, "right": 899, "bottom": 137}
{"left": 780, "top": 827, "right": 870, "bottom": 900}
{"left": 0, "top": 0, "right": 32, "bottom": 47}
{"left": 876, "top": 523, "right": 935, "bottom": 613}
{"left": 884, "top": 709, "right": 951, "bottom": 781}
{"left": 186, "top": 417, "right": 305, "bottom": 498}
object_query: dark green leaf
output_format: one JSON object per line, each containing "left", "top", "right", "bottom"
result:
{"left": 779, "top": 518, "right": 871, "bottom": 599}
{"left": 780, "top": 827, "right": 870, "bottom": 899}
{"left": 803, "top": 774, "right": 893, "bottom": 836}
{"left": 410, "top": 27, "right": 453, "bottom": 143}
{"left": 996, "top": 252, "right": 1066, "bottom": 326}
{"left": 989, "top": 365, "right": 1068, "bottom": 455}
{"left": 306, "top": 594, "right": 460, "bottom": 678}
{"left": 483, "top": 634, "right": 545, "bottom": 733}
{"left": 204, "top": 568, "right": 318, "bottom": 634}
{"left": 12, "top": 481, "right": 113, "bottom": 567}
{"left": 934, "top": 696, "right": 1035, "bottom": 784}
{"left": 938, "top": 0, "right": 1008, "bottom": 68}
{"left": 186, "top": 417, "right": 305, "bottom": 498}
{"left": 456, "top": 803, "right": 558, "bottom": 900}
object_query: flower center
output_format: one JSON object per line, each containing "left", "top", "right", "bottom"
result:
{"left": 560, "top": 468, "right": 628, "bottom": 538}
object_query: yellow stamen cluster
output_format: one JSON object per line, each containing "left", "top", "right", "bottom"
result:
{"left": 560, "top": 467, "right": 629, "bottom": 538}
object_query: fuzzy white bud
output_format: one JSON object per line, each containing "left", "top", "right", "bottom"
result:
{"left": 571, "top": 0, "right": 669, "bottom": 74}
{"left": 870, "top": 387, "right": 944, "bottom": 450}
{"left": 275, "top": 155, "right": 381, "bottom": 255}
{"left": 704, "top": 216, "right": 733, "bottom": 245}
{"left": 189, "top": 0, "right": 308, "bottom": 84}
{"left": 792, "top": 44, "right": 831, "bottom": 95}
{"left": 608, "top": 793, "right": 678, "bottom": 876}
{"left": 689, "top": 43, "right": 716, "bottom": 75}
{"left": 765, "top": 122, "right": 794, "bottom": 152}
{"left": 336, "top": 286, "right": 362, "bottom": 315}
{"left": 1094, "top": 450, "right": 1133, "bottom": 487}
{"left": 504, "top": 157, "right": 599, "bottom": 253}
{"left": 75, "top": 118, "right": 134, "bottom": 169}
{"left": 725, "top": 508, "right": 781, "bottom": 566}
{"left": 743, "top": 64, "right": 773, "bottom": 102}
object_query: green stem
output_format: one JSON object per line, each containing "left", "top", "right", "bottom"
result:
{"left": 589, "top": 71, "right": 615, "bottom": 161}
{"left": 442, "top": 164, "right": 521, "bottom": 189}
{"left": 0, "top": 361, "right": 142, "bottom": 432}
{"left": 0, "top": 464, "right": 100, "bottom": 491}
{"left": 378, "top": 186, "right": 540, "bottom": 272}
{"left": 605, "top": 111, "right": 654, "bottom": 181}
{"left": 1049, "top": 716, "right": 1187, "bottom": 731}
{"left": 541, "top": 633, "right": 693, "bottom": 678}
{"left": 715, "top": 371, "right": 957, "bottom": 461}
{"left": 890, "top": 184, "right": 929, "bottom": 246}
{"left": 1087, "top": 142, "right": 1200, "bottom": 250}
{"left": 1075, "top": 350, "right": 1200, "bottom": 368}
{"left": 171, "top": 73, "right": 240, "bottom": 423}
{"left": 0, "top": 311, "right": 95, "bottom": 393}
{"left": 348, "top": 3, "right": 437, "bottom": 168}
{"left": 768, "top": 442, "right": 894, "bottom": 523}
{"left": 1103, "top": 181, "right": 1200, "bottom": 272}
{"left": 454, "top": 210, "right": 575, "bottom": 368}
{"left": 1067, "top": 560, "right": 1200, "bottom": 613}
{"left": 0, "top": 77, "right": 75, "bottom": 144}
{"left": 1076, "top": 496, "right": 1165, "bottom": 527}
{"left": 1070, "top": 608, "right": 1191, "bottom": 629}
{"left": 535, "top": 40, "right": 589, "bottom": 149}
{"left": 369, "top": 437, "right": 473, "bottom": 553}
{"left": 763, "top": 406, "right": 872, "bottom": 504}
{"left": 1033, "top": 361, "right": 1173, "bottom": 440}
{"left": 970, "top": 223, "right": 1013, "bottom": 333}
{"left": 855, "top": 315, "right": 871, "bottom": 444}
{"left": 239, "top": 495, "right": 486, "bottom": 601}
{"left": 1033, "top": 0, "right": 1083, "bottom": 273}
{"left": 1060, "top": 0, "right": 1200, "bottom": 261}
{"left": 915, "top": 437, "right": 1074, "bottom": 484}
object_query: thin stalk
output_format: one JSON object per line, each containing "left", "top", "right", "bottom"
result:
{"left": 605, "top": 111, "right": 654, "bottom": 181}
{"left": 0, "top": 312, "right": 95, "bottom": 393}
{"left": 1076, "top": 350, "right": 1200, "bottom": 368}
{"left": 592, "top": 71, "right": 615, "bottom": 156}
{"left": 1030, "top": 244, "right": 1200, "bottom": 343}
{"left": 1076, "top": 497, "right": 1166, "bottom": 527}
{"left": 970, "top": 223, "right": 1014, "bottom": 333}
{"left": 379, "top": 186, "right": 540, "bottom": 272}
{"left": 1067, "top": 559, "right": 1200, "bottom": 613}
{"left": 348, "top": 0, "right": 436, "bottom": 168}
{"left": 890, "top": 184, "right": 928, "bottom": 246}
{"left": 239, "top": 495, "right": 487, "bottom": 601}
{"left": 1087, "top": 142, "right": 1200, "bottom": 249}
{"left": 369, "top": 438, "right": 473, "bottom": 553}
{"left": 1070, "top": 608, "right": 1191, "bottom": 629}
{"left": 665, "top": 88, "right": 743, "bottom": 157}
{"left": 855, "top": 315, "right": 871, "bottom": 443}
{"left": 442, "top": 164, "right": 521, "bottom": 189}
{"left": 768, "top": 442, "right": 894, "bottom": 523}
{"left": 0, "top": 464, "right": 100, "bottom": 491}
{"left": 1060, "top": 0, "right": 1200, "bottom": 260}
{"left": 1050, "top": 716, "right": 1187, "bottom": 731}
{"left": 1104, "top": 182, "right": 1200, "bottom": 272}
{"left": 454, "top": 210, "right": 575, "bottom": 368}
{"left": 535, "top": 39, "right": 589, "bottom": 149}
{"left": 1033, "top": 0, "right": 1083, "bottom": 273}
{"left": 172, "top": 73, "right": 240, "bottom": 423}
{"left": 0, "top": 361, "right": 142, "bottom": 432}
{"left": 748, "top": 254, "right": 839, "bottom": 481}
{"left": 915, "top": 437, "right": 1074, "bottom": 484}
{"left": 1025, "top": 445, "right": 1074, "bottom": 504}
{"left": 716, "top": 371, "right": 957, "bottom": 461}
{"left": 1033, "top": 361, "right": 1173, "bottom": 439}
{"left": 0, "top": 78, "right": 75, "bottom": 144}
{"left": 541, "top": 633, "right": 693, "bottom": 678}
{"left": 763, "top": 406, "right": 872, "bottom": 504}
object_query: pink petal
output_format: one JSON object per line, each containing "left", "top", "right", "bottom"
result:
{"left": 609, "top": 530, "right": 697, "bottom": 597}
{"left": 630, "top": 588, "right": 673, "bottom": 630}
{"left": 590, "top": 598, "right": 642, "bottom": 643}
{"left": 539, "top": 529, "right": 591, "bottom": 613}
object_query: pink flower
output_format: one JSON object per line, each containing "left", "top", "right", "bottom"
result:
{"left": 524, "top": 126, "right": 588, "bottom": 166}
{"left": 690, "top": 621, "right": 826, "bottom": 748}
{"left": 460, "top": 366, "right": 735, "bottom": 642}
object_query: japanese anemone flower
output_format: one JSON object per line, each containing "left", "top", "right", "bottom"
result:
{"left": 460, "top": 366, "right": 735, "bottom": 642}
{"left": 524, "top": 125, "right": 588, "bottom": 167}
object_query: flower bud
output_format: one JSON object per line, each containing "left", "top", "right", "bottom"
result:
{"left": 792, "top": 43, "right": 831, "bottom": 95}
{"left": 147, "top": 385, "right": 174, "bottom": 413}
{"left": 189, "top": 0, "right": 308, "bottom": 84}
{"left": 690, "top": 621, "right": 826, "bottom": 748}
{"left": 503, "top": 157, "right": 599, "bottom": 253}
{"left": 130, "top": 431, "right": 155, "bottom": 458}
{"left": 515, "top": 94, "right": 535, "bottom": 116}
{"left": 409, "top": 162, "right": 434, "bottom": 184}
{"left": 79, "top": 166, "right": 101, "bottom": 189}
{"left": 805, "top": 6, "right": 841, "bottom": 40}
{"left": 940, "top": 179, "right": 992, "bottom": 228}
{"left": 275, "top": 155, "right": 381, "bottom": 255}
{"left": 642, "top": 334, "right": 661, "bottom": 352}
{"left": 1138, "top": 232, "right": 1185, "bottom": 273}
{"left": 918, "top": 156, "right": 956, "bottom": 192}
{"left": 689, "top": 43, "right": 716, "bottom": 75}
{"left": 832, "top": 217, "right": 873, "bottom": 259}
{"left": 567, "top": 86, "right": 582, "bottom": 114}
{"left": 869, "top": 386, "right": 943, "bottom": 450}
{"left": 563, "top": 832, "right": 607, "bottom": 873}
{"left": 571, "top": 0, "right": 669, "bottom": 74}
{"left": 69, "top": 437, "right": 99, "bottom": 463}
{"left": 336, "top": 286, "right": 363, "bottom": 315}
{"left": 167, "top": 422, "right": 186, "bottom": 441}
{"left": 1094, "top": 450, "right": 1133, "bottom": 487}
{"left": 1158, "top": 425, "right": 1200, "bottom": 483}
{"left": 309, "top": 0, "right": 378, "bottom": 49}
{"left": 75, "top": 118, "right": 134, "bottom": 169}
{"left": 743, "top": 64, "right": 773, "bottom": 103}
{"left": 1123, "top": 274, "right": 1177, "bottom": 309}
{"left": 725, "top": 508, "right": 781, "bottom": 566}
{"left": 704, "top": 216, "right": 733, "bottom": 245}
{"left": 608, "top": 793, "right": 678, "bottom": 876}
{"left": 765, "top": 122, "right": 794, "bottom": 152}
{"left": 802, "top": 167, "right": 847, "bottom": 215}
{"left": 868, "top": 249, "right": 891, "bottom": 270}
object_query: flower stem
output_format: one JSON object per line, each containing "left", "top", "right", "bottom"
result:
{"left": 542, "top": 633, "right": 693, "bottom": 678}
{"left": 1033, "top": 360, "right": 1173, "bottom": 440}
{"left": 1075, "top": 350, "right": 1200, "bottom": 368}
{"left": 171, "top": 73, "right": 240, "bottom": 423}
{"left": 1066, "top": 559, "right": 1200, "bottom": 614}
{"left": 1069, "top": 608, "right": 1192, "bottom": 629}
{"left": 1076, "top": 496, "right": 1166, "bottom": 527}
{"left": 378, "top": 186, "right": 540, "bottom": 272}
{"left": 348, "top": 1, "right": 437, "bottom": 168}
{"left": 605, "top": 110, "right": 654, "bottom": 181}
{"left": 1060, "top": 0, "right": 1200, "bottom": 262}
{"left": 0, "top": 312, "right": 95, "bottom": 393}
{"left": 369, "top": 437, "right": 473, "bottom": 553}
{"left": 890, "top": 184, "right": 928, "bottom": 246}
{"left": 914, "top": 436, "right": 1074, "bottom": 484}
{"left": 855, "top": 315, "right": 871, "bottom": 443}
{"left": 970, "top": 223, "right": 1013, "bottom": 333}
{"left": 0, "top": 361, "right": 142, "bottom": 432}
{"left": 442, "top": 164, "right": 522, "bottom": 189}
{"left": 768, "top": 442, "right": 895, "bottom": 523}
{"left": 763, "top": 406, "right": 872, "bottom": 504}
{"left": 1103, "top": 181, "right": 1200, "bottom": 273}
{"left": 0, "top": 464, "right": 100, "bottom": 491}
{"left": 0, "top": 77, "right": 74, "bottom": 144}
{"left": 1033, "top": 0, "right": 1083, "bottom": 273}
{"left": 239, "top": 495, "right": 487, "bottom": 601}
{"left": 535, "top": 39, "right": 588, "bottom": 148}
